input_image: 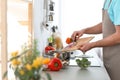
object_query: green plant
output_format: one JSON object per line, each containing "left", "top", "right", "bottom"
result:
{"left": 3, "top": 40, "right": 52, "bottom": 80}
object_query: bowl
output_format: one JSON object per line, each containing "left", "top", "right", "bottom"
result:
{"left": 76, "top": 58, "right": 91, "bottom": 69}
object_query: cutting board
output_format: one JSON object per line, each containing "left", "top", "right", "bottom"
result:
{"left": 62, "top": 36, "right": 94, "bottom": 52}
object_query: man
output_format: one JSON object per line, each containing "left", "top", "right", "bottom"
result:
{"left": 71, "top": 0, "right": 120, "bottom": 80}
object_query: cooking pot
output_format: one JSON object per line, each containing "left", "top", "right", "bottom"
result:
{"left": 47, "top": 50, "right": 72, "bottom": 61}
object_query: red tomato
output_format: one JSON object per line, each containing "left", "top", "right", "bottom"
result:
{"left": 66, "top": 37, "right": 72, "bottom": 44}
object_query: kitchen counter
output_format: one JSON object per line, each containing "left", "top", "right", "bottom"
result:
{"left": 47, "top": 66, "right": 111, "bottom": 80}
{"left": 46, "top": 50, "right": 111, "bottom": 80}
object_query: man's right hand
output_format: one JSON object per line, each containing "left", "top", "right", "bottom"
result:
{"left": 71, "top": 29, "right": 85, "bottom": 41}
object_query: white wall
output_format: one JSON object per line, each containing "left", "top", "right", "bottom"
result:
{"left": 33, "top": 0, "right": 46, "bottom": 54}
{"left": 33, "top": 0, "right": 61, "bottom": 54}
{"left": 60, "top": 0, "right": 104, "bottom": 59}
{"left": 33, "top": 0, "right": 104, "bottom": 55}
{"left": 61, "top": 0, "right": 104, "bottom": 46}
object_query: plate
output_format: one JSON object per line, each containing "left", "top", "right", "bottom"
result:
{"left": 75, "top": 54, "right": 93, "bottom": 58}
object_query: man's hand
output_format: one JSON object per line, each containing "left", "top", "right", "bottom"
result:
{"left": 77, "top": 42, "right": 95, "bottom": 52}
{"left": 71, "top": 29, "right": 85, "bottom": 42}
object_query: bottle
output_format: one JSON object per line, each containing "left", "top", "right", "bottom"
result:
{"left": 49, "top": 0, "right": 55, "bottom": 11}
{"left": 45, "top": 35, "right": 55, "bottom": 54}
{"left": 49, "top": 12, "right": 54, "bottom": 21}
{"left": 51, "top": 26, "right": 63, "bottom": 50}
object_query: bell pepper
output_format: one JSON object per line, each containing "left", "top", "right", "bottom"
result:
{"left": 48, "top": 58, "right": 62, "bottom": 71}
{"left": 45, "top": 45, "right": 55, "bottom": 53}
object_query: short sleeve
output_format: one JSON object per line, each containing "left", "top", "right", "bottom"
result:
{"left": 113, "top": 0, "right": 120, "bottom": 25}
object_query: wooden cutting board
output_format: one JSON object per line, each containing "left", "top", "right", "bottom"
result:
{"left": 62, "top": 36, "right": 94, "bottom": 52}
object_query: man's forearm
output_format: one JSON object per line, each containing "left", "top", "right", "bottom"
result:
{"left": 84, "top": 23, "right": 102, "bottom": 34}
{"left": 92, "top": 32, "right": 120, "bottom": 47}
{"left": 92, "top": 26, "right": 120, "bottom": 47}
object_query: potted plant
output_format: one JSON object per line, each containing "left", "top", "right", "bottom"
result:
{"left": 3, "top": 40, "right": 51, "bottom": 80}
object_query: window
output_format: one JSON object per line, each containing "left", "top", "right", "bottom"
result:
{"left": 0, "top": 0, "right": 33, "bottom": 79}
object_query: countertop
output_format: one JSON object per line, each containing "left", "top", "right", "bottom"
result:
{"left": 46, "top": 49, "right": 111, "bottom": 80}
{"left": 47, "top": 66, "right": 111, "bottom": 80}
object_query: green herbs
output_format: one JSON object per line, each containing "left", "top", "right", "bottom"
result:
{"left": 76, "top": 58, "right": 91, "bottom": 69}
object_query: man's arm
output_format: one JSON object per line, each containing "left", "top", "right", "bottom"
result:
{"left": 83, "top": 23, "right": 102, "bottom": 34}
{"left": 92, "top": 26, "right": 120, "bottom": 47}
{"left": 78, "top": 26, "right": 120, "bottom": 52}
{"left": 71, "top": 22, "right": 102, "bottom": 41}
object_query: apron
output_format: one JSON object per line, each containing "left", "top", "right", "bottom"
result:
{"left": 103, "top": 0, "right": 120, "bottom": 80}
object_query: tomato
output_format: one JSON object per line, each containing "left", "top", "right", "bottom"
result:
{"left": 66, "top": 37, "right": 72, "bottom": 44}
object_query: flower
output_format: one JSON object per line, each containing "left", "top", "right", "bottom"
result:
{"left": 19, "top": 70, "right": 25, "bottom": 75}
{"left": 42, "top": 58, "right": 51, "bottom": 65}
{"left": 3, "top": 40, "right": 52, "bottom": 80}
{"left": 25, "top": 64, "right": 32, "bottom": 71}
{"left": 11, "top": 50, "right": 19, "bottom": 57}
{"left": 11, "top": 59, "right": 21, "bottom": 66}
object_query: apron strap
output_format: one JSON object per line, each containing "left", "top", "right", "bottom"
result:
{"left": 103, "top": 0, "right": 112, "bottom": 10}
{"left": 108, "top": 0, "right": 112, "bottom": 9}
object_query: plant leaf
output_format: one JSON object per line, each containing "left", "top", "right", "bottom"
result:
{"left": 45, "top": 72, "right": 52, "bottom": 80}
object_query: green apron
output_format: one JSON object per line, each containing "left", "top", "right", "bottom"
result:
{"left": 103, "top": 0, "right": 120, "bottom": 80}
